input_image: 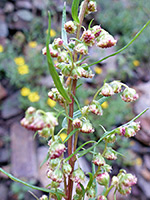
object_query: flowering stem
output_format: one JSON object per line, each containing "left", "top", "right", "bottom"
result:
{"left": 102, "top": 141, "right": 108, "bottom": 156}
{"left": 67, "top": 1, "right": 89, "bottom": 199}
{"left": 104, "top": 185, "right": 114, "bottom": 197}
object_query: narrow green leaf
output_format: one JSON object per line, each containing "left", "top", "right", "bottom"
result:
{"left": 63, "top": 128, "right": 78, "bottom": 144}
{"left": 40, "top": 152, "right": 49, "bottom": 168}
{"left": 46, "top": 12, "right": 71, "bottom": 104}
{"left": 61, "top": 2, "right": 68, "bottom": 45}
{"left": 71, "top": 0, "right": 80, "bottom": 23}
{"left": 64, "top": 140, "right": 96, "bottom": 162}
{"left": 88, "top": 20, "right": 150, "bottom": 67}
{"left": 0, "top": 168, "right": 64, "bottom": 197}
{"left": 86, "top": 172, "right": 94, "bottom": 191}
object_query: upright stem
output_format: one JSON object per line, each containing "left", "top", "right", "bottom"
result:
{"left": 67, "top": 1, "right": 89, "bottom": 199}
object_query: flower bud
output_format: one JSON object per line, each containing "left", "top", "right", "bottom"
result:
{"left": 92, "top": 153, "right": 105, "bottom": 166}
{"left": 121, "top": 173, "right": 137, "bottom": 187}
{"left": 50, "top": 181, "right": 60, "bottom": 188}
{"left": 104, "top": 134, "right": 116, "bottom": 143}
{"left": 53, "top": 38, "right": 63, "bottom": 47}
{"left": 104, "top": 147, "right": 117, "bottom": 160}
{"left": 62, "top": 163, "right": 72, "bottom": 175}
{"left": 86, "top": 187, "right": 96, "bottom": 198}
{"left": 73, "top": 194, "right": 80, "bottom": 200}
{"left": 48, "top": 158, "right": 60, "bottom": 170}
{"left": 124, "top": 127, "right": 136, "bottom": 137}
{"left": 92, "top": 25, "right": 102, "bottom": 38}
{"left": 76, "top": 183, "right": 82, "bottom": 194}
{"left": 48, "top": 88, "right": 65, "bottom": 105}
{"left": 110, "top": 81, "right": 122, "bottom": 93}
{"left": 26, "top": 106, "right": 36, "bottom": 114}
{"left": 96, "top": 172, "right": 110, "bottom": 186}
{"left": 80, "top": 120, "right": 94, "bottom": 134}
{"left": 101, "top": 164, "right": 112, "bottom": 173}
{"left": 97, "top": 195, "right": 107, "bottom": 200}
{"left": 87, "top": 1, "right": 97, "bottom": 13}
{"left": 74, "top": 43, "right": 88, "bottom": 55}
{"left": 49, "top": 142, "right": 66, "bottom": 159}
{"left": 89, "top": 100, "right": 103, "bottom": 115}
{"left": 57, "top": 51, "right": 69, "bottom": 63}
{"left": 73, "top": 118, "right": 83, "bottom": 129}
{"left": 40, "top": 195, "right": 48, "bottom": 200}
{"left": 97, "top": 29, "right": 117, "bottom": 48}
{"left": 121, "top": 87, "right": 139, "bottom": 102}
{"left": 50, "top": 168, "right": 63, "bottom": 183}
{"left": 116, "top": 126, "right": 126, "bottom": 136}
{"left": 111, "top": 176, "right": 119, "bottom": 186}
{"left": 64, "top": 21, "right": 77, "bottom": 34}
{"left": 100, "top": 83, "right": 114, "bottom": 96}
{"left": 71, "top": 168, "right": 85, "bottom": 183}
{"left": 42, "top": 44, "right": 58, "bottom": 57}
{"left": 81, "top": 30, "right": 95, "bottom": 46}
{"left": 81, "top": 106, "right": 89, "bottom": 115}
{"left": 130, "top": 121, "right": 140, "bottom": 132}
{"left": 118, "top": 185, "right": 131, "bottom": 195}
{"left": 68, "top": 40, "right": 76, "bottom": 49}
{"left": 61, "top": 64, "right": 72, "bottom": 77}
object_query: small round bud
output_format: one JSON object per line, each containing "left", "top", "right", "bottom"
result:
{"left": 40, "top": 195, "right": 48, "bottom": 200}
{"left": 104, "top": 147, "right": 117, "bottom": 160}
{"left": 74, "top": 43, "right": 88, "bottom": 55}
{"left": 49, "top": 143, "right": 66, "bottom": 159}
{"left": 86, "top": 187, "right": 96, "bottom": 198}
{"left": 71, "top": 168, "right": 85, "bottom": 183}
{"left": 92, "top": 153, "right": 105, "bottom": 166}
{"left": 111, "top": 176, "right": 119, "bottom": 186}
{"left": 57, "top": 51, "right": 69, "bottom": 63}
{"left": 26, "top": 106, "right": 36, "bottom": 114}
{"left": 92, "top": 25, "right": 102, "bottom": 38}
{"left": 100, "top": 83, "right": 114, "bottom": 96}
{"left": 89, "top": 100, "right": 103, "bottom": 116}
{"left": 104, "top": 134, "right": 116, "bottom": 143}
{"left": 62, "top": 163, "right": 72, "bottom": 175}
{"left": 76, "top": 183, "right": 82, "bottom": 194}
{"left": 50, "top": 168, "right": 63, "bottom": 183}
{"left": 87, "top": 1, "right": 97, "bottom": 13}
{"left": 97, "top": 196, "right": 107, "bottom": 200}
{"left": 72, "top": 118, "right": 83, "bottom": 128}
{"left": 101, "top": 164, "right": 112, "bottom": 173}
{"left": 121, "top": 87, "right": 139, "bottom": 102}
{"left": 50, "top": 181, "right": 60, "bottom": 188}
{"left": 53, "top": 38, "right": 63, "bottom": 47}
{"left": 80, "top": 120, "right": 95, "bottom": 134}
{"left": 81, "top": 30, "right": 95, "bottom": 46}
{"left": 68, "top": 40, "right": 76, "bottom": 49}
{"left": 48, "top": 158, "right": 60, "bottom": 170}
{"left": 64, "top": 21, "right": 77, "bottom": 34}
{"left": 96, "top": 172, "right": 110, "bottom": 187}
{"left": 110, "top": 81, "right": 122, "bottom": 93}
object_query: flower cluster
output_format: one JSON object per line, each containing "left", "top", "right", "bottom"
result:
{"left": 116, "top": 121, "right": 140, "bottom": 137}
{"left": 100, "top": 81, "right": 139, "bottom": 103}
{"left": 112, "top": 169, "right": 137, "bottom": 195}
{"left": 20, "top": 107, "right": 58, "bottom": 138}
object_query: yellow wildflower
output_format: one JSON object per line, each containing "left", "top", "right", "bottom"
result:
{"left": 94, "top": 66, "right": 103, "bottom": 74}
{"left": 101, "top": 101, "right": 108, "bottom": 109}
{"left": 135, "top": 157, "right": 142, "bottom": 166}
{"left": 20, "top": 87, "right": 31, "bottom": 96}
{"left": 0, "top": 45, "right": 4, "bottom": 53}
{"left": 28, "top": 41, "right": 37, "bottom": 48}
{"left": 60, "top": 133, "right": 67, "bottom": 142}
{"left": 84, "top": 99, "right": 90, "bottom": 105}
{"left": 14, "top": 57, "right": 25, "bottom": 66}
{"left": 28, "top": 92, "right": 40, "bottom": 102}
{"left": 17, "top": 64, "right": 29, "bottom": 75}
{"left": 47, "top": 98, "right": 56, "bottom": 107}
{"left": 46, "top": 29, "right": 56, "bottom": 37}
{"left": 133, "top": 60, "right": 140, "bottom": 67}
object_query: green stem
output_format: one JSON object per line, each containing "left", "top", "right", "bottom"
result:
{"left": 92, "top": 88, "right": 102, "bottom": 102}
{"left": 102, "top": 141, "right": 108, "bottom": 156}
{"left": 104, "top": 185, "right": 114, "bottom": 197}
{"left": 0, "top": 168, "right": 62, "bottom": 195}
